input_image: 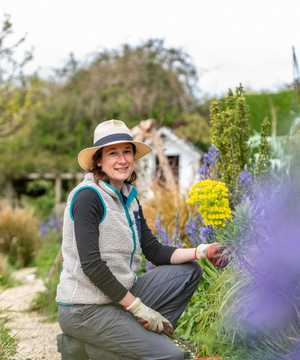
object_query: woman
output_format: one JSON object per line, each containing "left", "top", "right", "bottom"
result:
{"left": 56, "top": 120, "right": 228, "bottom": 360}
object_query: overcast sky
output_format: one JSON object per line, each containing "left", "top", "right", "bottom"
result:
{"left": 1, "top": 0, "right": 300, "bottom": 96}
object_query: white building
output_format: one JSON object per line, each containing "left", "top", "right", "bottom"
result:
{"left": 136, "top": 127, "right": 202, "bottom": 197}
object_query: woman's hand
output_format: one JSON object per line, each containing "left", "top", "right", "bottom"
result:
{"left": 126, "top": 297, "right": 174, "bottom": 335}
{"left": 196, "top": 243, "right": 231, "bottom": 268}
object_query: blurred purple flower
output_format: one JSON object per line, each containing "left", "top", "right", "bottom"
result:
{"left": 198, "top": 145, "right": 220, "bottom": 180}
{"left": 239, "top": 170, "right": 253, "bottom": 192}
{"left": 230, "top": 176, "right": 300, "bottom": 356}
{"left": 155, "top": 215, "right": 171, "bottom": 246}
{"left": 172, "top": 212, "right": 184, "bottom": 247}
{"left": 239, "top": 170, "right": 254, "bottom": 206}
{"left": 39, "top": 215, "right": 62, "bottom": 236}
{"left": 185, "top": 214, "right": 203, "bottom": 247}
{"left": 200, "top": 225, "right": 215, "bottom": 244}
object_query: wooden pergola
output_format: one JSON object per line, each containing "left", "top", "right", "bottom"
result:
{"left": 11, "top": 172, "right": 84, "bottom": 206}
{"left": 27, "top": 172, "right": 83, "bottom": 204}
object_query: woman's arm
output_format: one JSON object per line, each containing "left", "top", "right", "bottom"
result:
{"left": 169, "top": 248, "right": 196, "bottom": 264}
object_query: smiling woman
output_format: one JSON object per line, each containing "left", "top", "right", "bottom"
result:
{"left": 56, "top": 119, "right": 228, "bottom": 360}
{"left": 92, "top": 143, "right": 137, "bottom": 189}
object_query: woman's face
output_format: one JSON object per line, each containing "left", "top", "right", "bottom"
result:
{"left": 98, "top": 142, "right": 135, "bottom": 189}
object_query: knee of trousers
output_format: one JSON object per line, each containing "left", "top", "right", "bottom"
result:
{"left": 57, "top": 333, "right": 89, "bottom": 360}
{"left": 184, "top": 261, "right": 203, "bottom": 282}
{"left": 163, "top": 347, "right": 185, "bottom": 360}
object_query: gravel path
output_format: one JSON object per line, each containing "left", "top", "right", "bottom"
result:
{"left": 0, "top": 268, "right": 61, "bottom": 360}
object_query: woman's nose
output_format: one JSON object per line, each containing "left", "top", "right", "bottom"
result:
{"left": 118, "top": 153, "right": 127, "bottom": 162}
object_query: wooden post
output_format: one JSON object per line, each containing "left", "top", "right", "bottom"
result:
{"left": 55, "top": 175, "right": 62, "bottom": 205}
{"left": 151, "top": 129, "right": 178, "bottom": 193}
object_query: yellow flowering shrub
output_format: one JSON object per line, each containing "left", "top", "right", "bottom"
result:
{"left": 187, "top": 179, "right": 232, "bottom": 227}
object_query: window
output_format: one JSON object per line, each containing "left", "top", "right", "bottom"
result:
{"left": 155, "top": 155, "right": 179, "bottom": 183}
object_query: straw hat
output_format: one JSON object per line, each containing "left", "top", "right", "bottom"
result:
{"left": 78, "top": 119, "right": 152, "bottom": 171}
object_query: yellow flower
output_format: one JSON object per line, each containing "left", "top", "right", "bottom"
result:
{"left": 187, "top": 179, "right": 232, "bottom": 227}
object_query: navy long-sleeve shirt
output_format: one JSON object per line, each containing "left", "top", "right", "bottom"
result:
{"left": 73, "top": 188, "right": 177, "bottom": 302}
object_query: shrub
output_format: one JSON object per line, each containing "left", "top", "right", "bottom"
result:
{"left": 210, "top": 85, "right": 251, "bottom": 202}
{"left": 34, "top": 230, "right": 61, "bottom": 278}
{"left": 141, "top": 183, "right": 191, "bottom": 245}
{"left": 0, "top": 201, "right": 40, "bottom": 267}
{"left": 31, "top": 270, "right": 60, "bottom": 321}
{"left": 0, "top": 254, "right": 18, "bottom": 289}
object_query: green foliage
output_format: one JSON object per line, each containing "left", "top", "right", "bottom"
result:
{"left": 0, "top": 254, "right": 20, "bottom": 289}
{"left": 176, "top": 261, "right": 243, "bottom": 358}
{"left": 174, "top": 112, "right": 210, "bottom": 150}
{"left": 31, "top": 271, "right": 59, "bottom": 322}
{"left": 175, "top": 204, "right": 253, "bottom": 358}
{"left": 0, "top": 202, "right": 40, "bottom": 268}
{"left": 21, "top": 180, "right": 56, "bottom": 220}
{"left": 0, "top": 317, "right": 16, "bottom": 360}
{"left": 33, "top": 230, "right": 60, "bottom": 278}
{"left": 31, "top": 230, "right": 61, "bottom": 321}
{"left": 210, "top": 85, "right": 251, "bottom": 201}
{"left": 255, "top": 117, "right": 272, "bottom": 176}
{"left": 245, "top": 89, "right": 300, "bottom": 135}
{"left": 0, "top": 14, "right": 33, "bottom": 137}
{"left": 0, "top": 39, "right": 202, "bottom": 183}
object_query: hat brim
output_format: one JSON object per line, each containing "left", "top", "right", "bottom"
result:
{"left": 78, "top": 140, "right": 152, "bottom": 172}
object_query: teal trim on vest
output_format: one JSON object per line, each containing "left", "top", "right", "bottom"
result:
{"left": 69, "top": 186, "right": 107, "bottom": 224}
{"left": 57, "top": 301, "right": 75, "bottom": 306}
{"left": 102, "top": 182, "right": 137, "bottom": 268}
{"left": 126, "top": 186, "right": 138, "bottom": 208}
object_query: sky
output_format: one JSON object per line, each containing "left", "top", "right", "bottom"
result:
{"left": 1, "top": 0, "right": 300, "bottom": 97}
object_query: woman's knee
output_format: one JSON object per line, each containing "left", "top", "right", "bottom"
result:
{"left": 191, "top": 261, "right": 203, "bottom": 280}
{"left": 164, "top": 346, "right": 185, "bottom": 360}
{"left": 181, "top": 261, "right": 202, "bottom": 281}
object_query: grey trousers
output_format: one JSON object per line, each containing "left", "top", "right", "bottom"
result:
{"left": 58, "top": 262, "right": 202, "bottom": 360}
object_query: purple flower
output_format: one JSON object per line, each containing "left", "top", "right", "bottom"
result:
{"left": 239, "top": 170, "right": 253, "bottom": 190}
{"left": 155, "top": 215, "right": 171, "bottom": 246}
{"left": 39, "top": 215, "right": 62, "bottom": 236}
{"left": 198, "top": 145, "right": 220, "bottom": 180}
{"left": 205, "top": 144, "right": 220, "bottom": 167}
{"left": 238, "top": 170, "right": 254, "bottom": 204}
{"left": 229, "top": 176, "right": 300, "bottom": 356}
{"left": 172, "top": 212, "right": 183, "bottom": 247}
{"left": 185, "top": 214, "right": 203, "bottom": 247}
{"left": 200, "top": 225, "right": 215, "bottom": 243}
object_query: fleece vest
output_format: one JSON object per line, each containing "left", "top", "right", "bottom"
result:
{"left": 56, "top": 173, "right": 141, "bottom": 305}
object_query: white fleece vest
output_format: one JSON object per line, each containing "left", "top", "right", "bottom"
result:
{"left": 56, "top": 173, "right": 141, "bottom": 305}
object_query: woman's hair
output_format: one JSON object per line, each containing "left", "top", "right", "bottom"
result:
{"left": 91, "top": 143, "right": 137, "bottom": 183}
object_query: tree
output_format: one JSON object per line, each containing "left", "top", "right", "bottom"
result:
{"left": 28, "top": 39, "right": 201, "bottom": 168}
{"left": 61, "top": 39, "right": 199, "bottom": 127}
{"left": 0, "top": 14, "right": 33, "bottom": 136}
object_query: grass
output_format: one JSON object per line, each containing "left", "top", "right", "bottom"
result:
{"left": 0, "top": 316, "right": 16, "bottom": 360}
{"left": 0, "top": 254, "right": 21, "bottom": 290}
{"left": 0, "top": 272, "right": 20, "bottom": 290}
{"left": 33, "top": 230, "right": 61, "bottom": 278}
{"left": 30, "top": 230, "right": 61, "bottom": 321}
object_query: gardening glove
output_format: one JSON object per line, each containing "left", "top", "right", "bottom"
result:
{"left": 196, "top": 243, "right": 231, "bottom": 269}
{"left": 126, "top": 297, "right": 173, "bottom": 334}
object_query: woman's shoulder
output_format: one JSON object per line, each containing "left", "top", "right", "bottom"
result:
{"left": 73, "top": 187, "right": 105, "bottom": 211}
